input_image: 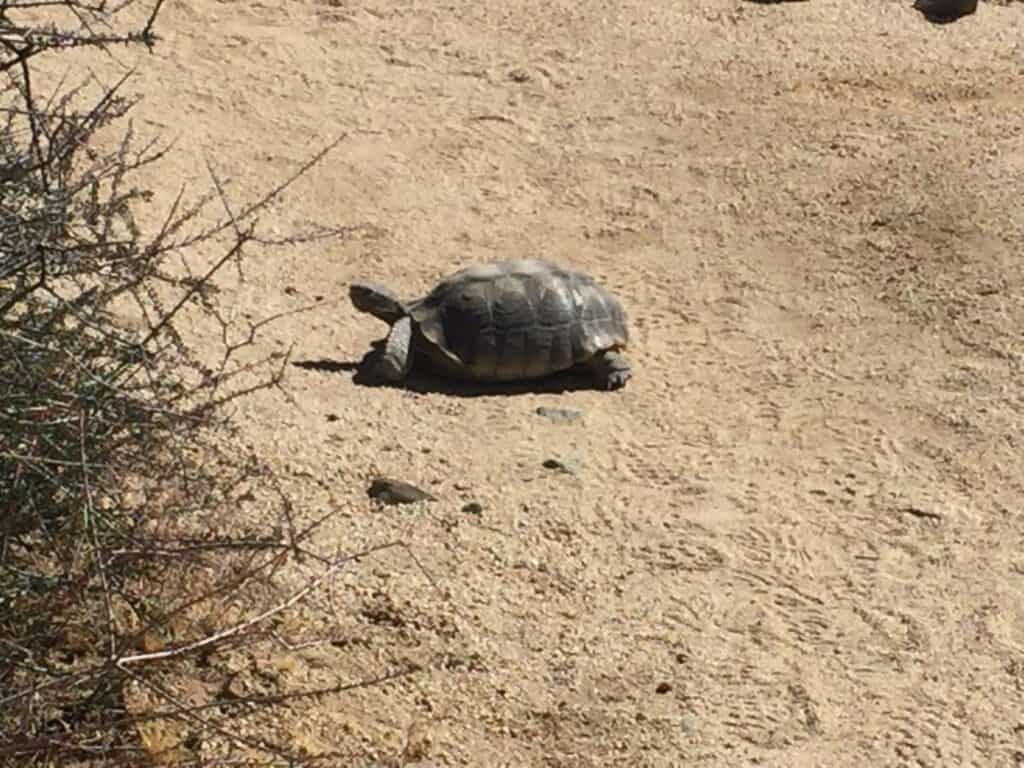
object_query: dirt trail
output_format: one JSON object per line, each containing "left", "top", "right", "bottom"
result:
{"left": 64, "top": 0, "right": 1024, "bottom": 764}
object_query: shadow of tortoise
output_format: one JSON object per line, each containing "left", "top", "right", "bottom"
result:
{"left": 292, "top": 341, "right": 607, "bottom": 398}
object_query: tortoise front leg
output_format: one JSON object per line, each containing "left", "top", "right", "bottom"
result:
{"left": 375, "top": 316, "right": 414, "bottom": 383}
{"left": 586, "top": 349, "right": 632, "bottom": 390}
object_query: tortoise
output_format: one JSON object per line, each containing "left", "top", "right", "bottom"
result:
{"left": 349, "top": 258, "right": 632, "bottom": 390}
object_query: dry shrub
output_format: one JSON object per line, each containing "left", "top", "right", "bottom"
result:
{"left": 0, "top": 3, "right": 395, "bottom": 764}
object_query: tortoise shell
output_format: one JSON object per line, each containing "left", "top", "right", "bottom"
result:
{"left": 406, "top": 258, "right": 629, "bottom": 382}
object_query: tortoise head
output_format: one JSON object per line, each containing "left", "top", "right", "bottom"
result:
{"left": 349, "top": 281, "right": 408, "bottom": 324}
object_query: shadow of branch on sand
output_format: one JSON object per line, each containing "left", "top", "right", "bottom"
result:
{"left": 292, "top": 359, "right": 360, "bottom": 374}
{"left": 292, "top": 342, "right": 606, "bottom": 398}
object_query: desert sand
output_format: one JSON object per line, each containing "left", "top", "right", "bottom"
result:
{"left": 56, "top": 0, "right": 1024, "bottom": 764}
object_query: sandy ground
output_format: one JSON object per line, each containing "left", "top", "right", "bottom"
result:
{"left": 52, "top": 0, "right": 1024, "bottom": 764}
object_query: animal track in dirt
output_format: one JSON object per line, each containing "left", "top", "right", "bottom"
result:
{"left": 611, "top": 438, "right": 704, "bottom": 491}
{"left": 850, "top": 603, "right": 932, "bottom": 658}
{"left": 727, "top": 523, "right": 816, "bottom": 573}
{"left": 882, "top": 685, "right": 986, "bottom": 766}
{"left": 636, "top": 539, "right": 726, "bottom": 573}
{"left": 704, "top": 663, "right": 823, "bottom": 750}
{"left": 718, "top": 517, "right": 845, "bottom": 649}
{"left": 729, "top": 568, "right": 835, "bottom": 648}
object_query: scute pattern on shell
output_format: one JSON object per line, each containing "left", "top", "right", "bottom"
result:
{"left": 408, "top": 258, "right": 628, "bottom": 382}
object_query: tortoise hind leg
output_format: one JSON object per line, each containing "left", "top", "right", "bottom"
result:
{"left": 375, "top": 316, "right": 414, "bottom": 383}
{"left": 586, "top": 349, "right": 632, "bottom": 390}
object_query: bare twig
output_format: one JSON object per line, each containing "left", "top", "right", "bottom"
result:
{"left": 116, "top": 542, "right": 403, "bottom": 667}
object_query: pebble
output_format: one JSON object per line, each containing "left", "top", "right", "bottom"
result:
{"left": 367, "top": 477, "right": 437, "bottom": 505}
{"left": 542, "top": 457, "right": 578, "bottom": 474}
{"left": 536, "top": 406, "right": 582, "bottom": 424}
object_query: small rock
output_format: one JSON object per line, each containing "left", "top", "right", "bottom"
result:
{"left": 219, "top": 674, "right": 247, "bottom": 701}
{"left": 367, "top": 478, "right": 437, "bottom": 505}
{"left": 325, "top": 413, "right": 339, "bottom": 422}
{"left": 509, "top": 68, "right": 531, "bottom": 83}
{"left": 542, "top": 457, "right": 577, "bottom": 474}
{"left": 655, "top": 681, "right": 672, "bottom": 695}
{"left": 536, "top": 406, "right": 582, "bottom": 424}
{"left": 462, "top": 501, "right": 483, "bottom": 515}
